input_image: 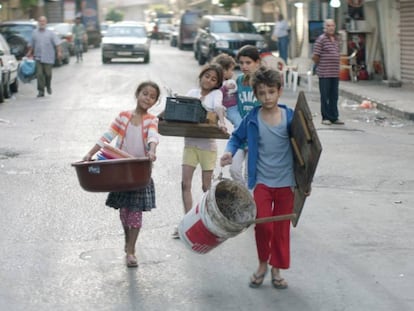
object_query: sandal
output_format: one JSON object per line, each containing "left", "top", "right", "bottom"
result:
{"left": 126, "top": 254, "right": 138, "bottom": 268}
{"left": 271, "top": 277, "right": 288, "bottom": 289}
{"left": 249, "top": 269, "right": 268, "bottom": 288}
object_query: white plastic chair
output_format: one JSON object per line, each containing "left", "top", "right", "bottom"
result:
{"left": 261, "top": 55, "right": 288, "bottom": 87}
{"left": 340, "top": 50, "right": 358, "bottom": 82}
{"left": 287, "top": 57, "right": 314, "bottom": 92}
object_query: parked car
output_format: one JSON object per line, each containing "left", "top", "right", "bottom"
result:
{"left": 0, "top": 33, "right": 19, "bottom": 101}
{"left": 55, "top": 38, "right": 71, "bottom": 67}
{"left": 178, "top": 9, "right": 204, "bottom": 50}
{"left": 0, "top": 20, "right": 70, "bottom": 66}
{"left": 101, "top": 21, "right": 150, "bottom": 64}
{"left": 100, "top": 22, "right": 110, "bottom": 37}
{"left": 254, "top": 22, "right": 278, "bottom": 51}
{"left": 47, "top": 22, "right": 88, "bottom": 55}
{"left": 0, "top": 20, "right": 37, "bottom": 60}
{"left": 0, "top": 60, "right": 7, "bottom": 103}
{"left": 47, "top": 23, "right": 74, "bottom": 55}
{"left": 193, "top": 15, "right": 265, "bottom": 65}
{"left": 158, "top": 23, "right": 175, "bottom": 40}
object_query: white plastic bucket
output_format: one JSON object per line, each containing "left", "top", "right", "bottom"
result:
{"left": 178, "top": 179, "right": 256, "bottom": 254}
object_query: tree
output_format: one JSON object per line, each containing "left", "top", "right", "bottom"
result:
{"left": 21, "top": 0, "right": 38, "bottom": 18}
{"left": 106, "top": 9, "right": 124, "bottom": 22}
{"left": 219, "top": 0, "right": 248, "bottom": 12}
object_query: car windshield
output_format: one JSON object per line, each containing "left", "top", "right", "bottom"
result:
{"left": 182, "top": 12, "right": 202, "bottom": 25}
{"left": 159, "top": 24, "right": 172, "bottom": 32}
{"left": 107, "top": 26, "right": 146, "bottom": 37}
{"left": 210, "top": 21, "right": 258, "bottom": 34}
{"left": 0, "top": 24, "right": 34, "bottom": 42}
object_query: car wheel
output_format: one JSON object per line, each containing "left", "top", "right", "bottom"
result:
{"left": 143, "top": 53, "right": 150, "bottom": 64}
{"left": 3, "top": 79, "right": 11, "bottom": 99}
{"left": 0, "top": 83, "right": 4, "bottom": 103}
{"left": 54, "top": 58, "right": 62, "bottom": 67}
{"left": 10, "top": 78, "right": 18, "bottom": 93}
{"left": 102, "top": 56, "right": 110, "bottom": 64}
{"left": 207, "top": 51, "right": 216, "bottom": 64}
{"left": 197, "top": 50, "right": 207, "bottom": 66}
{"left": 178, "top": 41, "right": 184, "bottom": 50}
{"left": 6, "top": 35, "right": 28, "bottom": 60}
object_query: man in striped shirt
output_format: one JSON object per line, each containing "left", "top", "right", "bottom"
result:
{"left": 312, "top": 19, "right": 344, "bottom": 125}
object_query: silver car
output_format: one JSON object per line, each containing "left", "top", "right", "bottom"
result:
{"left": 0, "top": 33, "right": 18, "bottom": 102}
{"left": 101, "top": 22, "right": 150, "bottom": 64}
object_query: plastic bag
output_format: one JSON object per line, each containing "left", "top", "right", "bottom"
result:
{"left": 18, "top": 57, "right": 36, "bottom": 83}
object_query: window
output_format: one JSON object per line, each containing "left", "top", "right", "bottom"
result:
{"left": 210, "top": 21, "right": 257, "bottom": 34}
{"left": 107, "top": 26, "right": 146, "bottom": 37}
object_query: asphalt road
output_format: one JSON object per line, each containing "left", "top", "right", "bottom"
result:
{"left": 0, "top": 43, "right": 413, "bottom": 311}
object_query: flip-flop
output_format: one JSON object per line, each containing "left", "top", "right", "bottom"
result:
{"left": 271, "top": 277, "right": 288, "bottom": 289}
{"left": 126, "top": 254, "right": 138, "bottom": 268}
{"left": 249, "top": 270, "right": 267, "bottom": 288}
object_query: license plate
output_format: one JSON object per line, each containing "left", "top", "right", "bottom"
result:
{"left": 117, "top": 51, "right": 132, "bottom": 56}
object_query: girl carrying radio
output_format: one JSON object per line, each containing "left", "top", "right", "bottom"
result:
{"left": 172, "top": 63, "right": 227, "bottom": 238}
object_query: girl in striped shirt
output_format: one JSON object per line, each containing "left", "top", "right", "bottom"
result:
{"left": 82, "top": 81, "right": 161, "bottom": 268}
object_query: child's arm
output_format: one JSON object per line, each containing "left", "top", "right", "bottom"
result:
{"left": 83, "top": 144, "right": 101, "bottom": 161}
{"left": 146, "top": 116, "right": 159, "bottom": 161}
{"left": 220, "top": 152, "right": 233, "bottom": 167}
{"left": 82, "top": 113, "right": 124, "bottom": 161}
{"left": 212, "top": 90, "right": 227, "bottom": 132}
{"left": 147, "top": 142, "right": 157, "bottom": 161}
{"left": 220, "top": 114, "right": 248, "bottom": 166}
{"left": 216, "top": 106, "right": 227, "bottom": 130}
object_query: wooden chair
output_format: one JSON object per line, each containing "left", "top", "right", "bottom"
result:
{"left": 340, "top": 50, "right": 358, "bottom": 82}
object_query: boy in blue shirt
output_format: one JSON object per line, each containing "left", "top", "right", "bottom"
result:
{"left": 221, "top": 66, "right": 295, "bottom": 290}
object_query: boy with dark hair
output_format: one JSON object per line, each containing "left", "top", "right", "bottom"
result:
{"left": 221, "top": 66, "right": 295, "bottom": 290}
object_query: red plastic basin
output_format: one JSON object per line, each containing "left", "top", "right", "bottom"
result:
{"left": 72, "top": 158, "right": 152, "bottom": 192}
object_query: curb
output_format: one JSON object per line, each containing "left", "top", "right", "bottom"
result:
{"left": 339, "top": 88, "right": 414, "bottom": 121}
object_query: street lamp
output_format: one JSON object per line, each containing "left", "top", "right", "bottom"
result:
{"left": 330, "top": 0, "right": 341, "bottom": 8}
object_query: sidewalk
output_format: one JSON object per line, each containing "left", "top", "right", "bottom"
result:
{"left": 338, "top": 80, "right": 414, "bottom": 121}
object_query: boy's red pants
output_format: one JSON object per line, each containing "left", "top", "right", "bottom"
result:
{"left": 253, "top": 184, "right": 294, "bottom": 269}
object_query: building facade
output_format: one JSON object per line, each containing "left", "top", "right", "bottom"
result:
{"left": 0, "top": 0, "right": 412, "bottom": 85}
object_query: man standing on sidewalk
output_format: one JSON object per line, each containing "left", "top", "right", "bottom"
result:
{"left": 271, "top": 13, "right": 290, "bottom": 64}
{"left": 312, "top": 19, "right": 344, "bottom": 125}
{"left": 27, "top": 16, "right": 62, "bottom": 98}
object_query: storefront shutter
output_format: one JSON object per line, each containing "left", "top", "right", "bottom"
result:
{"left": 400, "top": 0, "right": 414, "bottom": 83}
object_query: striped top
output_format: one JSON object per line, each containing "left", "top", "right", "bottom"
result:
{"left": 97, "top": 111, "right": 159, "bottom": 154}
{"left": 313, "top": 33, "right": 340, "bottom": 78}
